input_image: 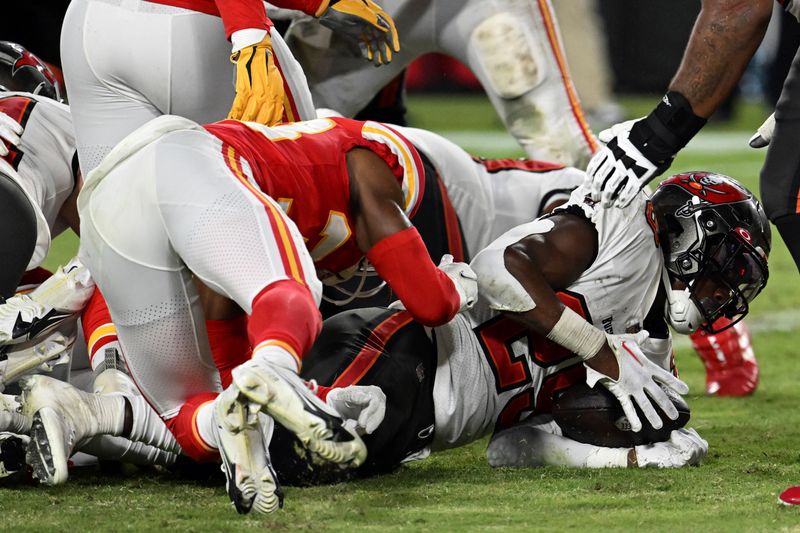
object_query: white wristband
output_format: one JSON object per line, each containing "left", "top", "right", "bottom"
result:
{"left": 546, "top": 306, "right": 606, "bottom": 361}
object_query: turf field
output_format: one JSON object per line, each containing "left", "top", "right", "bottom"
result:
{"left": 7, "top": 95, "right": 800, "bottom": 531}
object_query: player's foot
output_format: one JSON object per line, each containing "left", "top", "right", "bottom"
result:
{"left": 0, "top": 432, "right": 28, "bottom": 478}
{"left": 230, "top": 360, "right": 366, "bottom": 467}
{"left": 214, "top": 386, "right": 282, "bottom": 514}
{"left": 0, "top": 257, "right": 94, "bottom": 346}
{"left": 689, "top": 318, "right": 758, "bottom": 397}
{"left": 21, "top": 375, "right": 117, "bottom": 485}
{"left": 0, "top": 332, "right": 73, "bottom": 390}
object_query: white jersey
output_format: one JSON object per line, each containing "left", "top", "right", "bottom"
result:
{"left": 396, "top": 126, "right": 585, "bottom": 257}
{"left": 0, "top": 92, "right": 76, "bottom": 268}
{"left": 430, "top": 186, "right": 667, "bottom": 450}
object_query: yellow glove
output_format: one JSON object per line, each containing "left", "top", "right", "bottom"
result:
{"left": 318, "top": 0, "right": 400, "bottom": 66}
{"left": 227, "top": 33, "right": 286, "bottom": 125}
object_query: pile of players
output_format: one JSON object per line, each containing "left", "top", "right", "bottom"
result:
{"left": 0, "top": 0, "right": 772, "bottom": 515}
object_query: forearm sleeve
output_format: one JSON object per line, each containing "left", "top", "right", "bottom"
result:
{"left": 366, "top": 227, "right": 460, "bottom": 327}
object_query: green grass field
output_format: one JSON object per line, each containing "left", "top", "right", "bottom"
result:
{"left": 9, "top": 95, "right": 800, "bottom": 532}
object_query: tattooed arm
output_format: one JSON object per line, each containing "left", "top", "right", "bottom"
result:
{"left": 670, "top": 0, "right": 772, "bottom": 118}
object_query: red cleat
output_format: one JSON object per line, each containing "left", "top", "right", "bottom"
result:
{"left": 779, "top": 486, "right": 800, "bottom": 505}
{"left": 689, "top": 318, "right": 758, "bottom": 397}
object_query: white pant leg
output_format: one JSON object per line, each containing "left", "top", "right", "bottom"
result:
{"left": 270, "top": 26, "right": 317, "bottom": 120}
{"left": 79, "top": 130, "right": 320, "bottom": 416}
{"left": 61, "top": 0, "right": 233, "bottom": 173}
{"left": 438, "top": 0, "right": 598, "bottom": 168}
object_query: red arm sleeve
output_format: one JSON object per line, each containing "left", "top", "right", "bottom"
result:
{"left": 215, "top": 0, "right": 270, "bottom": 37}
{"left": 269, "top": 0, "right": 328, "bottom": 17}
{"left": 367, "top": 227, "right": 460, "bottom": 327}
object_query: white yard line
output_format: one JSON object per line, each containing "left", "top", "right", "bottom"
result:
{"left": 435, "top": 130, "right": 755, "bottom": 155}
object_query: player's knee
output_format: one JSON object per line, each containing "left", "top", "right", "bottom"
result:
{"left": 248, "top": 279, "right": 322, "bottom": 357}
{"left": 0, "top": 170, "right": 38, "bottom": 297}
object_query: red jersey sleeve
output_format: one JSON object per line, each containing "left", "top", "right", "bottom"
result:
{"left": 270, "top": 0, "right": 328, "bottom": 17}
{"left": 215, "top": 0, "right": 270, "bottom": 37}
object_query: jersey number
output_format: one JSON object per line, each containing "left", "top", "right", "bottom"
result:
{"left": 474, "top": 292, "right": 590, "bottom": 430}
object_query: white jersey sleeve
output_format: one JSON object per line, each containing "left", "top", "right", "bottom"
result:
{"left": 0, "top": 92, "right": 77, "bottom": 268}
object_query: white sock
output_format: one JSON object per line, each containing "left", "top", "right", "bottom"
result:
{"left": 194, "top": 401, "right": 218, "bottom": 450}
{"left": 252, "top": 343, "right": 299, "bottom": 373}
{"left": 124, "top": 394, "right": 182, "bottom": 454}
{"left": 81, "top": 435, "right": 178, "bottom": 467}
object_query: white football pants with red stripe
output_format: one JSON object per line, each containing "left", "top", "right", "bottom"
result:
{"left": 61, "top": 0, "right": 315, "bottom": 174}
{"left": 78, "top": 124, "right": 321, "bottom": 420}
{"left": 689, "top": 318, "right": 758, "bottom": 397}
{"left": 285, "top": 0, "right": 597, "bottom": 168}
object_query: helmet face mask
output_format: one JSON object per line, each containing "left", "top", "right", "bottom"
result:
{"left": 653, "top": 172, "right": 771, "bottom": 334}
{"left": 0, "top": 41, "right": 63, "bottom": 102}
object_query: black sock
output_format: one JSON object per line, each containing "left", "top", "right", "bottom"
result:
{"left": 774, "top": 214, "right": 800, "bottom": 273}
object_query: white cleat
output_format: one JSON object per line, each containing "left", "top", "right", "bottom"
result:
{"left": 214, "top": 386, "right": 282, "bottom": 514}
{"left": 20, "top": 375, "right": 113, "bottom": 485}
{"left": 0, "top": 393, "right": 30, "bottom": 434}
{"left": 230, "top": 360, "right": 366, "bottom": 468}
{"left": 0, "top": 256, "right": 94, "bottom": 346}
{"left": 0, "top": 332, "right": 73, "bottom": 391}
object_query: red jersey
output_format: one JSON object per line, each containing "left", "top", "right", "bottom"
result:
{"left": 205, "top": 117, "right": 426, "bottom": 282}
{"left": 143, "top": 0, "right": 324, "bottom": 37}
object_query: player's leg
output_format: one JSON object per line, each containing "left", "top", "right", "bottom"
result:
{"left": 61, "top": 0, "right": 233, "bottom": 173}
{"left": 439, "top": 0, "right": 597, "bottom": 167}
{"left": 761, "top": 47, "right": 800, "bottom": 272}
{"left": 0, "top": 169, "right": 37, "bottom": 298}
{"left": 152, "top": 130, "right": 365, "bottom": 468}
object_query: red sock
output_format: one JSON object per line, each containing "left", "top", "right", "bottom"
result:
{"left": 82, "top": 289, "right": 122, "bottom": 371}
{"left": 163, "top": 392, "right": 219, "bottom": 463}
{"left": 206, "top": 316, "right": 251, "bottom": 387}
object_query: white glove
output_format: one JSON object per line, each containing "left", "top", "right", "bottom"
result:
{"left": 438, "top": 254, "right": 478, "bottom": 311}
{"left": 584, "top": 119, "right": 662, "bottom": 209}
{"left": 748, "top": 113, "right": 775, "bottom": 148}
{"left": 634, "top": 428, "right": 708, "bottom": 468}
{"left": 326, "top": 385, "right": 386, "bottom": 435}
{"left": 0, "top": 112, "right": 23, "bottom": 157}
{"left": 585, "top": 330, "right": 689, "bottom": 432}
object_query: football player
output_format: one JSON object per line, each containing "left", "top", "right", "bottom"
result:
{"left": 60, "top": 0, "right": 400, "bottom": 174}
{"left": 271, "top": 171, "right": 767, "bottom": 480}
{"left": 20, "top": 114, "right": 477, "bottom": 514}
{"left": 284, "top": 0, "right": 598, "bottom": 167}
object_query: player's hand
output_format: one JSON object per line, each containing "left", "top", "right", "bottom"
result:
{"left": 633, "top": 428, "right": 708, "bottom": 468}
{"left": 749, "top": 113, "right": 775, "bottom": 148}
{"left": 326, "top": 385, "right": 386, "bottom": 435}
{"left": 584, "top": 330, "right": 689, "bottom": 433}
{"left": 0, "top": 112, "right": 23, "bottom": 157}
{"left": 438, "top": 254, "right": 478, "bottom": 312}
{"left": 318, "top": 0, "right": 400, "bottom": 66}
{"left": 228, "top": 33, "right": 286, "bottom": 125}
{"left": 584, "top": 119, "right": 669, "bottom": 209}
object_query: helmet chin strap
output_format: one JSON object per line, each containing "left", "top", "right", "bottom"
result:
{"left": 662, "top": 268, "right": 704, "bottom": 334}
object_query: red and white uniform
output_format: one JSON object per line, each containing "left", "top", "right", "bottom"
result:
{"left": 61, "top": 0, "right": 315, "bottom": 174}
{"left": 76, "top": 115, "right": 429, "bottom": 433}
{"left": 0, "top": 93, "right": 76, "bottom": 269}
{"left": 286, "top": 0, "right": 597, "bottom": 167}
{"left": 206, "top": 117, "right": 425, "bottom": 281}
{"left": 430, "top": 187, "right": 668, "bottom": 451}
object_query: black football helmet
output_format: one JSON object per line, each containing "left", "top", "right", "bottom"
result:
{"left": 651, "top": 171, "right": 771, "bottom": 333}
{"left": 0, "top": 41, "right": 63, "bottom": 102}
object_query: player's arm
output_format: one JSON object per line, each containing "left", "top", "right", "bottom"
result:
{"left": 349, "top": 148, "right": 476, "bottom": 327}
{"left": 470, "top": 214, "right": 688, "bottom": 432}
{"left": 585, "top": 0, "right": 772, "bottom": 208}
{"left": 487, "top": 417, "right": 708, "bottom": 469}
{"left": 215, "top": 0, "right": 287, "bottom": 124}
